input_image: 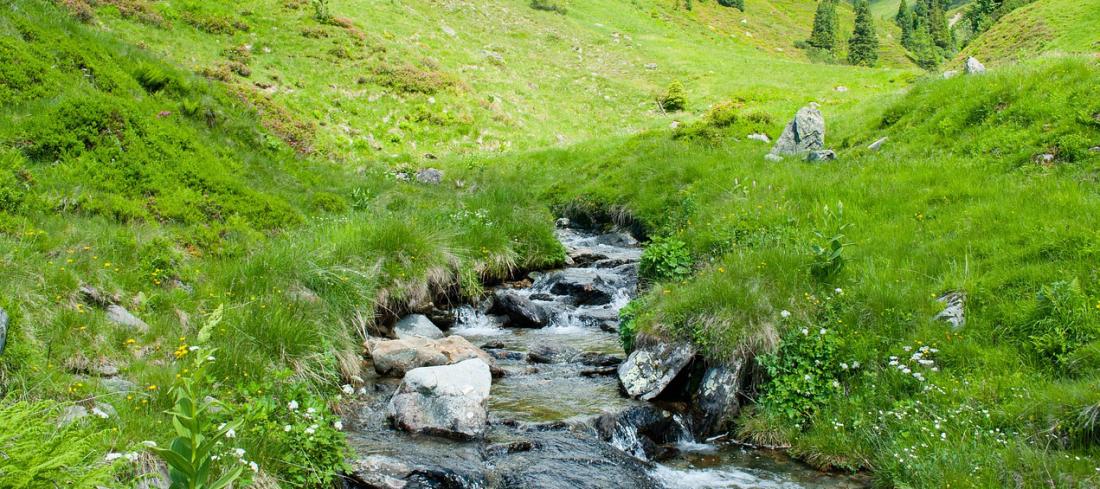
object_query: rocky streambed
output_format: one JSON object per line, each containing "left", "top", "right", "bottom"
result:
{"left": 344, "top": 224, "right": 865, "bottom": 489}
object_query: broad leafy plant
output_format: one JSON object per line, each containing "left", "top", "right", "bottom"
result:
{"left": 149, "top": 307, "right": 248, "bottom": 489}
{"left": 640, "top": 235, "right": 693, "bottom": 282}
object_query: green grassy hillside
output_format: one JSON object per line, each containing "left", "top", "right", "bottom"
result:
{"left": 3, "top": 0, "right": 1100, "bottom": 487}
{"left": 62, "top": 0, "right": 914, "bottom": 160}
{"left": 954, "top": 0, "right": 1100, "bottom": 67}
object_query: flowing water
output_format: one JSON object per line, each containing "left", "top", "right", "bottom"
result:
{"left": 346, "top": 225, "right": 866, "bottom": 489}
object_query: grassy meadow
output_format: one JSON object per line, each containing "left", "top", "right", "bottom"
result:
{"left": 2, "top": 0, "right": 1100, "bottom": 487}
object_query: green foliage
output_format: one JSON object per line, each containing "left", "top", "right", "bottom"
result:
{"left": 618, "top": 299, "right": 643, "bottom": 352}
{"left": 311, "top": 0, "right": 332, "bottom": 24}
{"left": 807, "top": 0, "right": 838, "bottom": 53}
{"left": 847, "top": 1, "right": 879, "bottom": 67}
{"left": 758, "top": 293, "right": 849, "bottom": 423}
{"left": 221, "top": 377, "right": 351, "bottom": 488}
{"left": 0, "top": 400, "right": 118, "bottom": 487}
{"left": 1004, "top": 279, "right": 1100, "bottom": 369}
{"left": 308, "top": 191, "right": 349, "bottom": 213}
{"left": 149, "top": 308, "right": 248, "bottom": 489}
{"left": 640, "top": 235, "right": 693, "bottom": 282}
{"left": 716, "top": 0, "right": 744, "bottom": 11}
{"left": 658, "top": 80, "right": 687, "bottom": 112}
{"left": 808, "top": 203, "right": 852, "bottom": 283}
{"left": 529, "top": 0, "right": 568, "bottom": 14}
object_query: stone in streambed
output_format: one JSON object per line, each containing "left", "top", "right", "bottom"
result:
{"left": 617, "top": 336, "right": 696, "bottom": 401}
{"left": 387, "top": 358, "right": 491, "bottom": 439}
{"left": 393, "top": 314, "right": 444, "bottom": 340}
{"left": 368, "top": 335, "right": 496, "bottom": 377}
{"left": 491, "top": 290, "right": 549, "bottom": 328}
{"left": 547, "top": 269, "right": 617, "bottom": 305}
{"left": 693, "top": 359, "right": 748, "bottom": 437}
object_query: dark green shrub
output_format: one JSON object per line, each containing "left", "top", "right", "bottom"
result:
{"left": 309, "top": 192, "right": 349, "bottom": 213}
{"left": 717, "top": 0, "right": 744, "bottom": 11}
{"left": 640, "top": 235, "right": 693, "bottom": 282}
{"left": 530, "top": 0, "right": 568, "bottom": 14}
{"left": 658, "top": 80, "right": 686, "bottom": 112}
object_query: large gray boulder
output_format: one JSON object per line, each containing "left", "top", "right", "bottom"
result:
{"left": 393, "top": 314, "right": 444, "bottom": 340}
{"left": 693, "top": 359, "right": 747, "bottom": 437}
{"left": 491, "top": 291, "right": 549, "bottom": 328}
{"left": 617, "top": 337, "right": 696, "bottom": 400}
{"left": 369, "top": 335, "right": 496, "bottom": 377}
{"left": 387, "top": 358, "right": 492, "bottom": 439}
{"left": 770, "top": 104, "right": 825, "bottom": 156}
{"left": 964, "top": 57, "right": 986, "bottom": 75}
{"left": 0, "top": 306, "right": 8, "bottom": 355}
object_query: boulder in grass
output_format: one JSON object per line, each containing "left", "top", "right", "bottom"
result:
{"left": 770, "top": 104, "right": 825, "bottom": 156}
{"left": 693, "top": 359, "right": 747, "bottom": 437}
{"left": 106, "top": 305, "right": 149, "bottom": 332}
{"left": 387, "top": 358, "right": 492, "bottom": 439}
{"left": 0, "top": 306, "right": 8, "bottom": 356}
{"left": 964, "top": 57, "right": 986, "bottom": 75}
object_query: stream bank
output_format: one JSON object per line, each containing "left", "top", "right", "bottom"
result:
{"left": 344, "top": 223, "right": 866, "bottom": 489}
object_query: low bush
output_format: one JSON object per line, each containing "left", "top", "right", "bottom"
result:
{"left": 639, "top": 235, "right": 693, "bottom": 282}
{"left": 530, "top": 0, "right": 568, "bottom": 14}
{"left": 658, "top": 80, "right": 686, "bottom": 112}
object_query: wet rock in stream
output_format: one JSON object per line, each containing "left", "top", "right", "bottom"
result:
{"left": 388, "top": 359, "right": 492, "bottom": 440}
{"left": 490, "top": 291, "right": 549, "bottom": 328}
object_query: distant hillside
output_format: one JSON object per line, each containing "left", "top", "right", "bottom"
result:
{"left": 59, "top": 0, "right": 915, "bottom": 160}
{"left": 954, "top": 0, "right": 1100, "bottom": 67}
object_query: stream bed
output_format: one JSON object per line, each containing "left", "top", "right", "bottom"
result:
{"left": 345, "top": 225, "right": 866, "bottom": 489}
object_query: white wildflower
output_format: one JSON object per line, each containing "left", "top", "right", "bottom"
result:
{"left": 334, "top": 420, "right": 344, "bottom": 430}
{"left": 206, "top": 355, "right": 216, "bottom": 361}
{"left": 342, "top": 384, "right": 354, "bottom": 395}
{"left": 284, "top": 424, "right": 292, "bottom": 432}
{"left": 233, "top": 448, "right": 246, "bottom": 458}
{"left": 124, "top": 452, "right": 139, "bottom": 462}
{"left": 903, "top": 346, "right": 912, "bottom": 352}
{"left": 801, "top": 328, "right": 809, "bottom": 335}
{"left": 188, "top": 346, "right": 200, "bottom": 351}
{"left": 226, "top": 428, "right": 236, "bottom": 439}
{"left": 804, "top": 374, "right": 812, "bottom": 381}
{"left": 105, "top": 452, "right": 123, "bottom": 462}
{"left": 840, "top": 362, "right": 849, "bottom": 370}
{"left": 851, "top": 361, "right": 860, "bottom": 369}
{"left": 288, "top": 400, "right": 299, "bottom": 411}
{"left": 307, "top": 407, "right": 317, "bottom": 415}
{"left": 249, "top": 461, "right": 259, "bottom": 473}
{"left": 780, "top": 310, "right": 791, "bottom": 318}
{"left": 304, "top": 424, "right": 318, "bottom": 435}
{"left": 834, "top": 288, "right": 843, "bottom": 295}
{"left": 819, "top": 328, "right": 827, "bottom": 335}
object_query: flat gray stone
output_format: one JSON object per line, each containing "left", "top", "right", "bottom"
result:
{"left": 393, "top": 314, "right": 444, "bottom": 340}
{"left": 106, "top": 305, "right": 149, "bottom": 332}
{"left": 868, "top": 137, "right": 888, "bottom": 151}
{"left": 935, "top": 291, "right": 966, "bottom": 329}
{"left": 965, "top": 57, "right": 986, "bottom": 75}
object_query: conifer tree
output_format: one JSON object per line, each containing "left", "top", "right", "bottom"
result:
{"left": 895, "top": 0, "right": 909, "bottom": 26}
{"left": 927, "top": 0, "right": 953, "bottom": 52}
{"left": 847, "top": 0, "right": 878, "bottom": 67}
{"left": 808, "top": 0, "right": 839, "bottom": 52}
{"left": 717, "top": 0, "right": 744, "bottom": 11}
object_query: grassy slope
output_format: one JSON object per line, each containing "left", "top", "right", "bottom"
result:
{"left": 434, "top": 57, "right": 1100, "bottom": 487}
{"left": 3, "top": 0, "right": 1100, "bottom": 487}
{"left": 80, "top": 0, "right": 914, "bottom": 160}
{"left": 954, "top": 0, "right": 1100, "bottom": 67}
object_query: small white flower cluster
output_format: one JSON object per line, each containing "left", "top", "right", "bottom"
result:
{"left": 449, "top": 208, "right": 494, "bottom": 226}
{"left": 104, "top": 452, "right": 140, "bottom": 462}
{"left": 888, "top": 344, "right": 939, "bottom": 382}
